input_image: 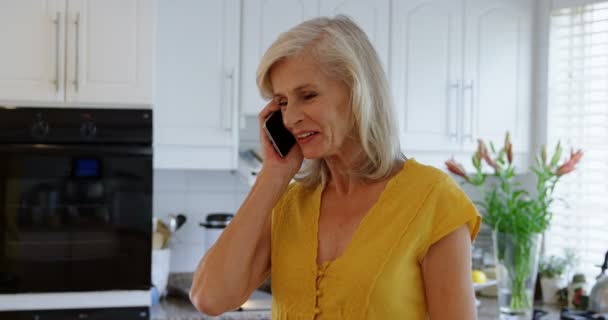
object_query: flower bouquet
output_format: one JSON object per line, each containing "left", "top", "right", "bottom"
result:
{"left": 445, "top": 133, "right": 583, "bottom": 317}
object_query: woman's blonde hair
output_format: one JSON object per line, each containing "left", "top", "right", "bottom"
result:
{"left": 256, "top": 15, "right": 403, "bottom": 188}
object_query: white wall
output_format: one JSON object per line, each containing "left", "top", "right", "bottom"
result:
{"left": 154, "top": 170, "right": 249, "bottom": 272}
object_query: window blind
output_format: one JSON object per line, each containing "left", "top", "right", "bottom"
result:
{"left": 546, "top": 1, "right": 608, "bottom": 283}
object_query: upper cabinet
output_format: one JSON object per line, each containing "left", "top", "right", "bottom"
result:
{"left": 320, "top": 0, "right": 390, "bottom": 72}
{"left": 0, "top": 0, "right": 66, "bottom": 103}
{"left": 391, "top": 0, "right": 463, "bottom": 152}
{"left": 462, "top": 0, "right": 533, "bottom": 153}
{"left": 391, "top": 0, "right": 533, "bottom": 154}
{"left": 240, "top": 0, "right": 320, "bottom": 116}
{"left": 154, "top": 0, "right": 241, "bottom": 170}
{"left": 0, "top": 0, "right": 155, "bottom": 107}
{"left": 65, "top": 0, "right": 155, "bottom": 105}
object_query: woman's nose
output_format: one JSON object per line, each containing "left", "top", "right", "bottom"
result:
{"left": 282, "top": 104, "right": 304, "bottom": 129}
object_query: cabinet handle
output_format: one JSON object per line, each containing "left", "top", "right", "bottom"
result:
{"left": 463, "top": 80, "right": 474, "bottom": 142}
{"left": 448, "top": 80, "right": 460, "bottom": 140}
{"left": 222, "top": 70, "right": 235, "bottom": 131}
{"left": 73, "top": 12, "right": 80, "bottom": 92}
{"left": 53, "top": 12, "right": 61, "bottom": 92}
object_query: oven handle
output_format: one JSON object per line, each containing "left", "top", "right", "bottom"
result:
{"left": 0, "top": 144, "right": 152, "bottom": 156}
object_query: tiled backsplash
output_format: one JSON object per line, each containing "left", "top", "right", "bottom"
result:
{"left": 154, "top": 169, "right": 249, "bottom": 272}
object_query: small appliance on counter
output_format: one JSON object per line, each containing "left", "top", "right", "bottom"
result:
{"left": 0, "top": 107, "right": 153, "bottom": 319}
{"left": 199, "top": 213, "right": 234, "bottom": 254}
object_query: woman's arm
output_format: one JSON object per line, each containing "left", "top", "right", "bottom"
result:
{"left": 422, "top": 224, "right": 477, "bottom": 320}
{"left": 189, "top": 171, "right": 289, "bottom": 316}
{"left": 190, "top": 100, "right": 303, "bottom": 316}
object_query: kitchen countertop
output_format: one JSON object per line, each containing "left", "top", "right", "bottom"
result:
{"left": 477, "top": 297, "right": 561, "bottom": 320}
{"left": 151, "top": 296, "right": 563, "bottom": 320}
{"left": 151, "top": 297, "right": 271, "bottom": 320}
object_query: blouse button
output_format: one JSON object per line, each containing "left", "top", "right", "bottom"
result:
{"left": 317, "top": 270, "right": 324, "bottom": 277}
{"left": 316, "top": 289, "right": 322, "bottom": 297}
{"left": 314, "top": 307, "right": 321, "bottom": 314}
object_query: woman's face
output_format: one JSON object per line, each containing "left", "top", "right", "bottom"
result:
{"left": 269, "top": 55, "right": 355, "bottom": 160}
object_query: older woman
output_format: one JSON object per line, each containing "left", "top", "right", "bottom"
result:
{"left": 190, "top": 15, "right": 481, "bottom": 319}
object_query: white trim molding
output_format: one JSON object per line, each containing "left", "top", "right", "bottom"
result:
{"left": 0, "top": 290, "right": 150, "bottom": 311}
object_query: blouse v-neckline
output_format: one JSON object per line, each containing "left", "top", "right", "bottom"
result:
{"left": 312, "top": 159, "right": 412, "bottom": 271}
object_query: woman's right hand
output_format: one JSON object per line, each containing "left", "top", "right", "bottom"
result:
{"left": 258, "top": 99, "right": 303, "bottom": 180}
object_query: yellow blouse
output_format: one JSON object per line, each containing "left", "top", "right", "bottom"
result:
{"left": 270, "top": 158, "right": 481, "bottom": 319}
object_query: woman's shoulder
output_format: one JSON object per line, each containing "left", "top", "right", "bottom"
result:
{"left": 399, "top": 158, "right": 452, "bottom": 188}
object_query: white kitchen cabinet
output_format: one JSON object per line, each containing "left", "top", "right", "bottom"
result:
{"left": 154, "top": 0, "right": 240, "bottom": 170}
{"left": 241, "top": 0, "right": 320, "bottom": 116}
{"left": 65, "top": 0, "right": 155, "bottom": 105}
{"left": 391, "top": 0, "right": 533, "bottom": 155}
{"left": 0, "top": 0, "right": 66, "bottom": 103}
{"left": 320, "top": 0, "right": 390, "bottom": 71}
{"left": 0, "top": 0, "right": 155, "bottom": 107}
{"left": 390, "top": 0, "right": 463, "bottom": 152}
{"left": 462, "top": 0, "right": 533, "bottom": 153}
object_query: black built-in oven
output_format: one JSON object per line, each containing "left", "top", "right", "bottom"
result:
{"left": 0, "top": 107, "right": 152, "bottom": 319}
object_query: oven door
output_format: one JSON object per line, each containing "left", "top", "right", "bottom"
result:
{"left": 0, "top": 144, "right": 152, "bottom": 293}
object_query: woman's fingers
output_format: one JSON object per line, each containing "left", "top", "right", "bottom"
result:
{"left": 258, "top": 99, "right": 280, "bottom": 125}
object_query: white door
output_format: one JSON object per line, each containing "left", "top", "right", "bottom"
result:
{"left": 0, "top": 0, "right": 66, "bottom": 104}
{"left": 154, "top": 0, "right": 240, "bottom": 170}
{"left": 241, "top": 0, "right": 320, "bottom": 116}
{"left": 391, "top": 0, "right": 464, "bottom": 152}
{"left": 65, "top": 0, "right": 155, "bottom": 106}
{"left": 463, "top": 0, "right": 533, "bottom": 153}
{"left": 320, "top": 0, "right": 389, "bottom": 71}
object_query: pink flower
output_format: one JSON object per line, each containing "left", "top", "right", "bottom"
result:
{"left": 478, "top": 139, "right": 498, "bottom": 170}
{"left": 556, "top": 149, "right": 584, "bottom": 176}
{"left": 570, "top": 148, "right": 583, "bottom": 165}
{"left": 445, "top": 157, "right": 469, "bottom": 182}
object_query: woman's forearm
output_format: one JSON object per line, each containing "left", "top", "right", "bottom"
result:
{"left": 189, "top": 170, "right": 290, "bottom": 315}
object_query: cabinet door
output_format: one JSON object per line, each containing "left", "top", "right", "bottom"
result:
{"left": 241, "top": 0, "right": 320, "bottom": 116}
{"left": 154, "top": 0, "right": 241, "bottom": 170}
{"left": 463, "top": 0, "right": 533, "bottom": 153}
{"left": 320, "top": 0, "right": 389, "bottom": 71}
{"left": 65, "top": 0, "right": 155, "bottom": 106}
{"left": 0, "top": 0, "right": 65, "bottom": 104}
{"left": 391, "top": 0, "right": 464, "bottom": 152}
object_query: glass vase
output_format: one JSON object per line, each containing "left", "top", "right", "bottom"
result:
{"left": 493, "top": 231, "right": 542, "bottom": 319}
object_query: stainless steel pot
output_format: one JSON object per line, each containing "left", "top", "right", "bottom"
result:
{"left": 590, "top": 250, "right": 608, "bottom": 313}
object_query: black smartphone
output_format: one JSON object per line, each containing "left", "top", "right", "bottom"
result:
{"left": 263, "top": 111, "right": 296, "bottom": 158}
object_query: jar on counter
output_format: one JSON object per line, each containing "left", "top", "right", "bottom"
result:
{"left": 568, "top": 273, "right": 588, "bottom": 310}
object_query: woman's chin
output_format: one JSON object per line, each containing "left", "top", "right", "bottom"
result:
{"left": 300, "top": 148, "right": 324, "bottom": 160}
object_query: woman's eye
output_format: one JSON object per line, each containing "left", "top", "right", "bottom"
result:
{"left": 278, "top": 100, "right": 287, "bottom": 107}
{"left": 304, "top": 93, "right": 317, "bottom": 100}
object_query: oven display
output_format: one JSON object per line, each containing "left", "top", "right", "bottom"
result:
{"left": 73, "top": 158, "right": 100, "bottom": 178}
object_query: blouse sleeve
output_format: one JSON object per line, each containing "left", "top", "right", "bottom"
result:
{"left": 416, "top": 175, "right": 482, "bottom": 263}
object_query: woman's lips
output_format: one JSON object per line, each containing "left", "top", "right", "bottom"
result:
{"left": 294, "top": 131, "right": 319, "bottom": 144}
